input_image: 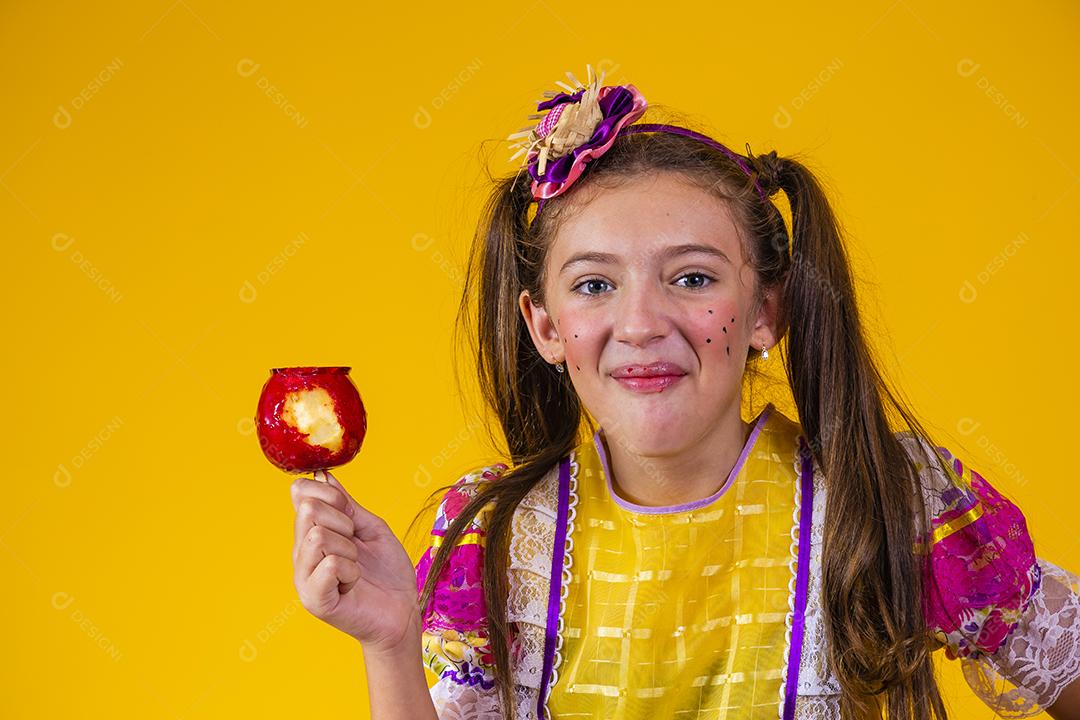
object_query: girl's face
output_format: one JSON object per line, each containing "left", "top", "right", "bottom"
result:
{"left": 519, "top": 171, "right": 779, "bottom": 454}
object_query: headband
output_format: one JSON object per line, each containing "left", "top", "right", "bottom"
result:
{"left": 507, "top": 65, "right": 770, "bottom": 228}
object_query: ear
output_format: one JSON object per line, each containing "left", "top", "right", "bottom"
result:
{"left": 518, "top": 289, "right": 563, "bottom": 365}
{"left": 751, "top": 283, "right": 781, "bottom": 353}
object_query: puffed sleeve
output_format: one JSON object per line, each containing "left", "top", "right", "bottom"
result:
{"left": 414, "top": 463, "right": 509, "bottom": 719}
{"left": 900, "top": 434, "right": 1080, "bottom": 716}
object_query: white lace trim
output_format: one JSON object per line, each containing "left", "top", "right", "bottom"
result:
{"left": 430, "top": 677, "right": 546, "bottom": 719}
{"left": 539, "top": 451, "right": 580, "bottom": 719}
{"left": 505, "top": 460, "right": 559, "bottom": 718}
{"left": 795, "top": 448, "right": 840, "bottom": 697}
{"left": 429, "top": 679, "right": 506, "bottom": 719}
{"left": 794, "top": 693, "right": 842, "bottom": 719}
{"left": 502, "top": 455, "right": 582, "bottom": 718}
{"left": 959, "top": 557, "right": 1080, "bottom": 716}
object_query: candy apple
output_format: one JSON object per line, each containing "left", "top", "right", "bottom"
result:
{"left": 255, "top": 366, "right": 366, "bottom": 474}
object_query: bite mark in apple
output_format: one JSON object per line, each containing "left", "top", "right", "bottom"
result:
{"left": 282, "top": 387, "right": 345, "bottom": 452}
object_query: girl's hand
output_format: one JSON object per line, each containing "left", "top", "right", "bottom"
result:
{"left": 290, "top": 470, "right": 422, "bottom": 654}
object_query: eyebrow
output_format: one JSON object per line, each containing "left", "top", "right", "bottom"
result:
{"left": 559, "top": 242, "right": 731, "bottom": 275}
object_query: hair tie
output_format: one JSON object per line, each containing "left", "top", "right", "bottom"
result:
{"left": 507, "top": 65, "right": 769, "bottom": 228}
{"left": 745, "top": 145, "right": 784, "bottom": 197}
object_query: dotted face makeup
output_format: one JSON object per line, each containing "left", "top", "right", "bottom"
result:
{"left": 555, "top": 303, "right": 745, "bottom": 381}
{"left": 706, "top": 309, "right": 734, "bottom": 356}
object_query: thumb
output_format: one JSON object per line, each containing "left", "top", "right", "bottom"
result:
{"left": 322, "top": 470, "right": 361, "bottom": 518}
{"left": 324, "top": 470, "right": 385, "bottom": 539}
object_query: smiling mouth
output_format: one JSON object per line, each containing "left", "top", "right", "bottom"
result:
{"left": 612, "top": 374, "right": 685, "bottom": 393}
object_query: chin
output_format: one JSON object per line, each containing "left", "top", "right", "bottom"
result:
{"left": 609, "top": 409, "right": 695, "bottom": 454}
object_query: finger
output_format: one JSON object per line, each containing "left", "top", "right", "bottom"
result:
{"left": 294, "top": 497, "right": 355, "bottom": 562}
{"left": 338, "top": 572, "right": 360, "bottom": 596}
{"left": 302, "top": 554, "right": 362, "bottom": 612}
{"left": 296, "top": 524, "right": 360, "bottom": 581}
{"left": 291, "top": 475, "right": 349, "bottom": 514}
{"left": 323, "top": 471, "right": 389, "bottom": 541}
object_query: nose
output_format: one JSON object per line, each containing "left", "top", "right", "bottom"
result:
{"left": 612, "top": 276, "right": 672, "bottom": 347}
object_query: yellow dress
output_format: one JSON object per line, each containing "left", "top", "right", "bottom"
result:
{"left": 547, "top": 402, "right": 805, "bottom": 719}
{"left": 417, "top": 402, "right": 1080, "bottom": 719}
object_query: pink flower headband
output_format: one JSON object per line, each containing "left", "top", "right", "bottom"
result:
{"left": 507, "top": 65, "right": 768, "bottom": 227}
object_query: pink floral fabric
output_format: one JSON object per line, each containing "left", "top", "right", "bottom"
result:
{"left": 921, "top": 446, "right": 1040, "bottom": 660}
{"left": 415, "top": 464, "right": 508, "bottom": 687}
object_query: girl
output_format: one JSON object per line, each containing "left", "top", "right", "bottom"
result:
{"left": 289, "top": 68, "right": 1080, "bottom": 719}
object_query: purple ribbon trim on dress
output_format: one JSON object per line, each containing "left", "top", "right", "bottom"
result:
{"left": 440, "top": 661, "right": 496, "bottom": 690}
{"left": 538, "top": 455, "right": 571, "bottom": 718}
{"left": 783, "top": 436, "right": 816, "bottom": 720}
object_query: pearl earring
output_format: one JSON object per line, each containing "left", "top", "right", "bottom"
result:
{"left": 761, "top": 343, "right": 769, "bottom": 359}
{"left": 555, "top": 361, "right": 565, "bottom": 373}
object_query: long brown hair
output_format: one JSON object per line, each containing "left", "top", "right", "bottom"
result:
{"left": 412, "top": 112, "right": 950, "bottom": 719}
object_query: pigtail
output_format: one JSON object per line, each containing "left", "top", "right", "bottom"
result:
{"left": 770, "top": 156, "right": 948, "bottom": 719}
{"left": 418, "top": 170, "right": 583, "bottom": 715}
{"left": 470, "top": 173, "right": 579, "bottom": 460}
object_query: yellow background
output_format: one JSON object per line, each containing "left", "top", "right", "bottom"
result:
{"left": 3, "top": 1, "right": 1076, "bottom": 717}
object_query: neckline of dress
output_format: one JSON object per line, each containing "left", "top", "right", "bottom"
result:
{"left": 591, "top": 402, "right": 775, "bottom": 515}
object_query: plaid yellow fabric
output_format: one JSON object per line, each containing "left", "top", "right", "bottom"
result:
{"left": 548, "top": 407, "right": 803, "bottom": 718}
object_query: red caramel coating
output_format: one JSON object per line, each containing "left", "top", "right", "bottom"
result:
{"left": 255, "top": 366, "right": 366, "bottom": 473}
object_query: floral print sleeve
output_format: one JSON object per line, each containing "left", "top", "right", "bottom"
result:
{"left": 916, "top": 442, "right": 1041, "bottom": 660}
{"left": 414, "top": 463, "right": 509, "bottom": 719}
{"left": 900, "top": 434, "right": 1080, "bottom": 716}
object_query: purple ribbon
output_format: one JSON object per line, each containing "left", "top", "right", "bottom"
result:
{"left": 537, "top": 456, "right": 571, "bottom": 718}
{"left": 530, "top": 119, "right": 768, "bottom": 226}
{"left": 529, "top": 86, "right": 641, "bottom": 187}
{"left": 783, "top": 436, "right": 816, "bottom": 719}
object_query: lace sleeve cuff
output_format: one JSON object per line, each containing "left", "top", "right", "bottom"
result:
{"left": 960, "top": 557, "right": 1080, "bottom": 717}
{"left": 429, "top": 676, "right": 506, "bottom": 720}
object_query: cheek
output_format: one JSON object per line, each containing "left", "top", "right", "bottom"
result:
{"left": 699, "top": 306, "right": 739, "bottom": 359}
{"left": 555, "top": 315, "right": 597, "bottom": 373}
